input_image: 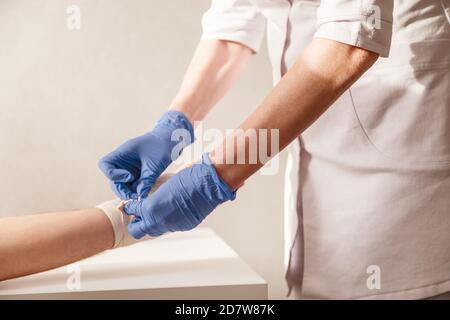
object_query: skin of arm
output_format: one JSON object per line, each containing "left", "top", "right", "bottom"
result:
{"left": 0, "top": 174, "right": 177, "bottom": 281}
{"left": 0, "top": 209, "right": 114, "bottom": 281}
{"left": 169, "top": 39, "right": 253, "bottom": 123}
{"left": 209, "top": 38, "right": 379, "bottom": 190}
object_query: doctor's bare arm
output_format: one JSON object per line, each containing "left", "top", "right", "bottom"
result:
{"left": 169, "top": 39, "right": 254, "bottom": 123}
{"left": 0, "top": 208, "right": 114, "bottom": 281}
{"left": 210, "top": 38, "right": 379, "bottom": 189}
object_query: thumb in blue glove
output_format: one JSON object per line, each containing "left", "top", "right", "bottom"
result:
{"left": 123, "top": 153, "right": 236, "bottom": 238}
{"left": 98, "top": 111, "right": 194, "bottom": 200}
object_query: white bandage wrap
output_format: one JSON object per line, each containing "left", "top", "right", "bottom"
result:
{"left": 95, "top": 199, "right": 137, "bottom": 248}
{"left": 95, "top": 173, "right": 173, "bottom": 248}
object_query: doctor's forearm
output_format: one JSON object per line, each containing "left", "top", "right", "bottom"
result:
{"left": 210, "top": 38, "right": 379, "bottom": 189}
{"left": 169, "top": 39, "right": 253, "bottom": 123}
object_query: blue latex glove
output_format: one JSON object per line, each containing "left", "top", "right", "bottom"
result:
{"left": 98, "top": 111, "right": 194, "bottom": 200}
{"left": 123, "top": 153, "right": 236, "bottom": 238}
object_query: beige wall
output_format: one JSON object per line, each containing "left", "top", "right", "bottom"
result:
{"left": 0, "top": 0, "right": 287, "bottom": 298}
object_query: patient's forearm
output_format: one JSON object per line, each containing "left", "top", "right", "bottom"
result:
{"left": 0, "top": 208, "right": 114, "bottom": 281}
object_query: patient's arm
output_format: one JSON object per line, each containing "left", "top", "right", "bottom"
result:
{"left": 0, "top": 174, "right": 173, "bottom": 281}
{"left": 0, "top": 208, "right": 114, "bottom": 281}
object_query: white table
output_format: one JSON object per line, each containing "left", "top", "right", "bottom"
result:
{"left": 0, "top": 228, "right": 267, "bottom": 299}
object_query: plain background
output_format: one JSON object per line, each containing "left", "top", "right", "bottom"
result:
{"left": 0, "top": 0, "right": 288, "bottom": 298}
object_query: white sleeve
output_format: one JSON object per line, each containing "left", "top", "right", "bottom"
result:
{"left": 201, "top": 0, "right": 267, "bottom": 53}
{"left": 314, "top": 0, "right": 394, "bottom": 57}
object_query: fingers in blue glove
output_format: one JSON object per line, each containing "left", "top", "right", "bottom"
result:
{"left": 123, "top": 200, "right": 146, "bottom": 239}
{"left": 123, "top": 199, "right": 143, "bottom": 217}
{"left": 136, "top": 177, "right": 156, "bottom": 199}
{"left": 124, "top": 200, "right": 166, "bottom": 238}
{"left": 110, "top": 181, "right": 139, "bottom": 200}
{"left": 127, "top": 217, "right": 147, "bottom": 239}
{"left": 99, "top": 159, "right": 135, "bottom": 182}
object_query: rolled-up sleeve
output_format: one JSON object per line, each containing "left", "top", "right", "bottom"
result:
{"left": 201, "top": 0, "right": 267, "bottom": 53}
{"left": 314, "top": 0, "right": 394, "bottom": 57}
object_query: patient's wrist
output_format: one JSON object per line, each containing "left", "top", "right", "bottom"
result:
{"left": 95, "top": 174, "right": 173, "bottom": 248}
{"left": 95, "top": 199, "right": 131, "bottom": 248}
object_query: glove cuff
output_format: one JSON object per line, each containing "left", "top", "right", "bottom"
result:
{"left": 155, "top": 110, "right": 195, "bottom": 145}
{"left": 202, "top": 153, "right": 236, "bottom": 201}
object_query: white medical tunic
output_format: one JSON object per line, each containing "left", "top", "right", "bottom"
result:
{"left": 202, "top": 0, "right": 450, "bottom": 299}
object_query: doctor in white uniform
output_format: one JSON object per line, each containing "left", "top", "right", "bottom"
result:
{"left": 101, "top": 0, "right": 450, "bottom": 299}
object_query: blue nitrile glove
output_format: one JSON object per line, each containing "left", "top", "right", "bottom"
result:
{"left": 123, "top": 153, "right": 236, "bottom": 238}
{"left": 98, "top": 111, "right": 194, "bottom": 200}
